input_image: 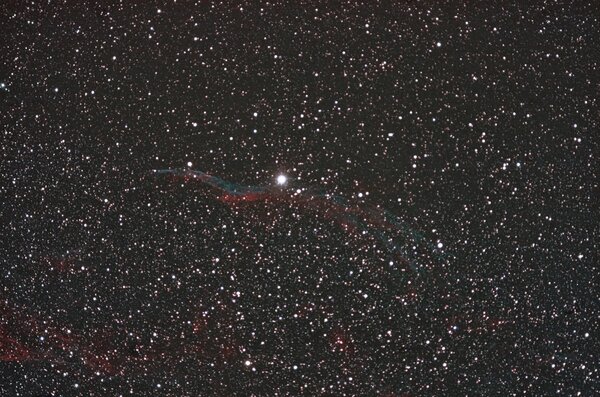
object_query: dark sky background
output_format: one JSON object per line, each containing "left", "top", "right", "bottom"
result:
{"left": 1, "top": 1, "right": 598, "bottom": 396}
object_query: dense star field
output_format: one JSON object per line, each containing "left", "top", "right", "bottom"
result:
{"left": 1, "top": 2, "right": 599, "bottom": 396}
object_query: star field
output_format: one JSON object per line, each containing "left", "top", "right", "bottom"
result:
{"left": 1, "top": 2, "right": 599, "bottom": 396}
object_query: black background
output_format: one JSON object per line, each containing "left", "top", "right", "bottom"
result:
{"left": 1, "top": 1, "right": 598, "bottom": 396}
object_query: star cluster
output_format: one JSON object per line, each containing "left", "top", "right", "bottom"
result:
{"left": 1, "top": 2, "right": 598, "bottom": 396}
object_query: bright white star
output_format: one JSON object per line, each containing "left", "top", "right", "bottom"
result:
{"left": 276, "top": 174, "right": 287, "bottom": 185}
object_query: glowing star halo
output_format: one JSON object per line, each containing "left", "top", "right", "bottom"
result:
{"left": 276, "top": 174, "right": 287, "bottom": 185}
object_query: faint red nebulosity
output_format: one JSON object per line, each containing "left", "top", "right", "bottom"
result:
{"left": 0, "top": 326, "right": 33, "bottom": 362}
{"left": 50, "top": 328, "right": 79, "bottom": 351}
{"left": 221, "top": 341, "right": 238, "bottom": 360}
{"left": 0, "top": 300, "right": 125, "bottom": 374}
{"left": 328, "top": 327, "right": 355, "bottom": 355}
{"left": 219, "top": 191, "right": 271, "bottom": 204}
{"left": 83, "top": 350, "right": 118, "bottom": 375}
{"left": 49, "top": 257, "right": 74, "bottom": 272}
{"left": 40, "top": 251, "right": 83, "bottom": 274}
{"left": 477, "top": 317, "right": 513, "bottom": 333}
{"left": 192, "top": 316, "right": 207, "bottom": 334}
{"left": 153, "top": 168, "right": 432, "bottom": 274}
{"left": 394, "top": 285, "right": 418, "bottom": 302}
{"left": 0, "top": 294, "right": 257, "bottom": 379}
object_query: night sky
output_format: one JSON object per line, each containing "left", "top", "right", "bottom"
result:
{"left": 1, "top": 2, "right": 599, "bottom": 396}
